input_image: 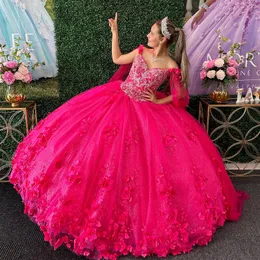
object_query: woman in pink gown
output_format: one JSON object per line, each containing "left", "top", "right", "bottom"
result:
{"left": 9, "top": 13, "right": 248, "bottom": 259}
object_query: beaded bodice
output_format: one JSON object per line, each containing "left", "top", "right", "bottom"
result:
{"left": 120, "top": 55, "right": 170, "bottom": 102}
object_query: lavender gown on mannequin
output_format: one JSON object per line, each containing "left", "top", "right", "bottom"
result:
{"left": 184, "top": 0, "right": 260, "bottom": 95}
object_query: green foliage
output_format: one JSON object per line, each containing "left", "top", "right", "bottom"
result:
{"left": 54, "top": 0, "right": 184, "bottom": 102}
{"left": 45, "top": 0, "right": 55, "bottom": 20}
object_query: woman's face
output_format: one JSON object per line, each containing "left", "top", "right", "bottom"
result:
{"left": 147, "top": 23, "right": 162, "bottom": 48}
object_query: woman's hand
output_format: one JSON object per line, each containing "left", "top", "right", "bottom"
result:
{"left": 108, "top": 12, "right": 118, "bottom": 34}
{"left": 191, "top": 9, "right": 205, "bottom": 29}
{"left": 144, "top": 89, "right": 158, "bottom": 104}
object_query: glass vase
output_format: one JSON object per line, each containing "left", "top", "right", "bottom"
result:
{"left": 209, "top": 82, "right": 229, "bottom": 103}
{"left": 5, "top": 84, "right": 25, "bottom": 107}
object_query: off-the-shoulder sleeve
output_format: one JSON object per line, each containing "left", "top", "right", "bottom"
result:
{"left": 137, "top": 44, "right": 144, "bottom": 54}
{"left": 169, "top": 68, "right": 189, "bottom": 108}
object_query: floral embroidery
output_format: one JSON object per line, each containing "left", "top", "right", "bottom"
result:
{"left": 163, "top": 133, "right": 177, "bottom": 149}
{"left": 124, "top": 127, "right": 140, "bottom": 152}
{"left": 103, "top": 120, "right": 119, "bottom": 144}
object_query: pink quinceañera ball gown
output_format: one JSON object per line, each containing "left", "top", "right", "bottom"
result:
{"left": 9, "top": 45, "right": 248, "bottom": 259}
{"left": 184, "top": 0, "right": 260, "bottom": 95}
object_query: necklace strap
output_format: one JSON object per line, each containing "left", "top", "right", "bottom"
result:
{"left": 151, "top": 55, "right": 166, "bottom": 63}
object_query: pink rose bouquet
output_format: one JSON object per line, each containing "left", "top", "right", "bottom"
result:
{"left": 0, "top": 38, "right": 45, "bottom": 86}
{"left": 200, "top": 32, "right": 246, "bottom": 90}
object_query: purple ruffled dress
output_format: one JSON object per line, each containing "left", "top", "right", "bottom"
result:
{"left": 184, "top": 0, "right": 260, "bottom": 95}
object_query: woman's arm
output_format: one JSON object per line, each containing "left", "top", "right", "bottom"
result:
{"left": 155, "top": 95, "right": 173, "bottom": 104}
{"left": 204, "top": 0, "right": 217, "bottom": 8}
{"left": 143, "top": 89, "right": 173, "bottom": 104}
{"left": 191, "top": 0, "right": 217, "bottom": 29}
{"left": 109, "top": 13, "right": 138, "bottom": 65}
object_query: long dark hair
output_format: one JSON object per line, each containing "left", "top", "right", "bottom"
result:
{"left": 156, "top": 19, "right": 189, "bottom": 88}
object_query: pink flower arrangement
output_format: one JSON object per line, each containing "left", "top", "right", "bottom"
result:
{"left": 1, "top": 61, "right": 33, "bottom": 85}
{"left": 200, "top": 33, "right": 243, "bottom": 89}
{"left": 0, "top": 38, "right": 45, "bottom": 86}
{"left": 201, "top": 56, "right": 239, "bottom": 88}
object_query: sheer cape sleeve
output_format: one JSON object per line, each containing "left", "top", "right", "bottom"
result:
{"left": 169, "top": 68, "right": 189, "bottom": 108}
{"left": 108, "top": 63, "right": 132, "bottom": 83}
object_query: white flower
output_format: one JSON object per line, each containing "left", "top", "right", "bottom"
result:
{"left": 214, "top": 58, "right": 225, "bottom": 68}
{"left": 207, "top": 70, "right": 216, "bottom": 79}
{"left": 0, "top": 75, "right": 4, "bottom": 83}
{"left": 17, "top": 50, "right": 22, "bottom": 56}
{"left": 216, "top": 70, "right": 226, "bottom": 80}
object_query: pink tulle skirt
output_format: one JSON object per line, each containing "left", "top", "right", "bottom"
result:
{"left": 10, "top": 81, "right": 248, "bottom": 259}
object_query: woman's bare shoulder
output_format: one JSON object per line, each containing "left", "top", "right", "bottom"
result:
{"left": 167, "top": 58, "right": 179, "bottom": 69}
